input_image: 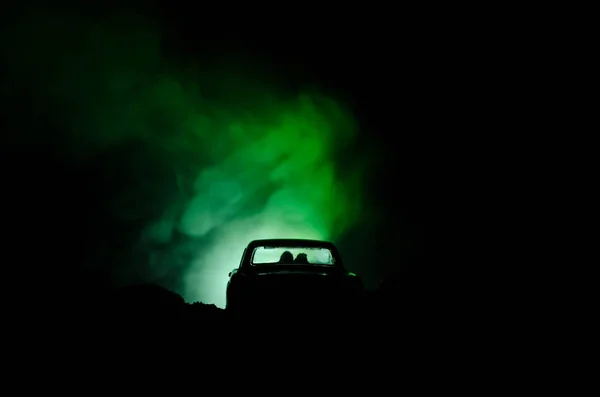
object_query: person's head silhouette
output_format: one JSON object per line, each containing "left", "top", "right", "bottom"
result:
{"left": 279, "top": 251, "right": 293, "bottom": 263}
{"left": 294, "top": 253, "right": 308, "bottom": 264}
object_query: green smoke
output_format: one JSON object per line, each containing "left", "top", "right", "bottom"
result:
{"left": 2, "top": 7, "right": 366, "bottom": 307}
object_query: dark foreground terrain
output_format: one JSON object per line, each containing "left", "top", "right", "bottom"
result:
{"left": 9, "top": 270, "right": 530, "bottom": 391}
{"left": 37, "top": 271, "right": 506, "bottom": 356}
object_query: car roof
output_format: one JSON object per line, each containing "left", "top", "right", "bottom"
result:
{"left": 247, "top": 238, "right": 337, "bottom": 250}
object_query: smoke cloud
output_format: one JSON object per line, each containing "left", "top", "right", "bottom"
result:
{"left": 2, "top": 7, "right": 367, "bottom": 307}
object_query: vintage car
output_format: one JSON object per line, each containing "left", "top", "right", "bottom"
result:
{"left": 226, "top": 239, "right": 364, "bottom": 315}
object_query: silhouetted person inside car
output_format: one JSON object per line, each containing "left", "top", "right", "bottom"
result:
{"left": 279, "top": 251, "right": 293, "bottom": 263}
{"left": 294, "top": 253, "right": 309, "bottom": 264}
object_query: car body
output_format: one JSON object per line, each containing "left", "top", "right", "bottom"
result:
{"left": 226, "top": 238, "right": 364, "bottom": 315}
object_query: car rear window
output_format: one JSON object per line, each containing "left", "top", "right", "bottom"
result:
{"left": 251, "top": 246, "right": 335, "bottom": 265}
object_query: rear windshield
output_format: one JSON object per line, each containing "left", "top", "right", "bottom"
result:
{"left": 251, "top": 246, "right": 335, "bottom": 265}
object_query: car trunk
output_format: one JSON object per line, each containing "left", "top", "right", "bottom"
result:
{"left": 246, "top": 266, "right": 344, "bottom": 309}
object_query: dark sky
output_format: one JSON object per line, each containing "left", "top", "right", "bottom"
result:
{"left": 2, "top": 2, "right": 430, "bottom": 300}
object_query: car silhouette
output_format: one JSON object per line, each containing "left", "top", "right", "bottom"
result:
{"left": 226, "top": 239, "right": 364, "bottom": 316}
